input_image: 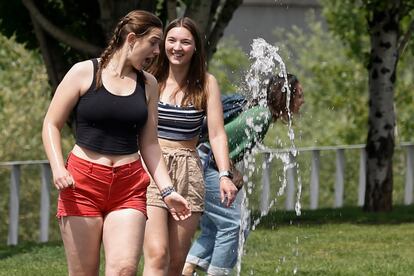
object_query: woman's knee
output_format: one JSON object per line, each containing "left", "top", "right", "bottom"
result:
{"left": 68, "top": 266, "right": 98, "bottom": 276}
{"left": 106, "top": 257, "right": 139, "bottom": 276}
{"left": 146, "top": 247, "right": 170, "bottom": 269}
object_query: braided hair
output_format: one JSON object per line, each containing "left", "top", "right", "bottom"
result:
{"left": 95, "top": 10, "right": 163, "bottom": 89}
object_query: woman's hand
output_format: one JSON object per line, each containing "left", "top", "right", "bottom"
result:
{"left": 219, "top": 177, "right": 238, "bottom": 207}
{"left": 52, "top": 167, "right": 75, "bottom": 190}
{"left": 164, "top": 192, "right": 192, "bottom": 220}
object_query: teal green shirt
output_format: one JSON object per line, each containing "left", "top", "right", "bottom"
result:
{"left": 223, "top": 106, "right": 271, "bottom": 162}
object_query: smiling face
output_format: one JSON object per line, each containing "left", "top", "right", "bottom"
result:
{"left": 164, "top": 27, "right": 196, "bottom": 66}
{"left": 130, "top": 27, "right": 163, "bottom": 70}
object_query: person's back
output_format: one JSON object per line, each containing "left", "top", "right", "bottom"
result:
{"left": 183, "top": 74, "right": 304, "bottom": 275}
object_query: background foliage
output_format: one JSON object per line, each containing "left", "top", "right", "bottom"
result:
{"left": 0, "top": 34, "right": 73, "bottom": 243}
{"left": 265, "top": 11, "right": 414, "bottom": 148}
{"left": 1, "top": 6, "right": 413, "bottom": 242}
{"left": 210, "top": 12, "right": 412, "bottom": 214}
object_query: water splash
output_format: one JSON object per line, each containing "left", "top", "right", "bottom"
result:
{"left": 235, "top": 38, "right": 303, "bottom": 275}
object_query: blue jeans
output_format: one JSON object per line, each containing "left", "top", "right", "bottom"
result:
{"left": 186, "top": 148, "right": 244, "bottom": 275}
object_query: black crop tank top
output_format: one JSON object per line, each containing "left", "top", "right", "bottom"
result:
{"left": 75, "top": 59, "right": 148, "bottom": 155}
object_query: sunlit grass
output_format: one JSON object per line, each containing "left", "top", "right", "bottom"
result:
{"left": 1, "top": 206, "right": 414, "bottom": 275}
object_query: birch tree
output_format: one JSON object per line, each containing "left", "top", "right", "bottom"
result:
{"left": 322, "top": 0, "right": 414, "bottom": 211}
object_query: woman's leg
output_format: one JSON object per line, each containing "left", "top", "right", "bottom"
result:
{"left": 168, "top": 212, "right": 201, "bottom": 276}
{"left": 102, "top": 209, "right": 147, "bottom": 276}
{"left": 206, "top": 190, "right": 243, "bottom": 276}
{"left": 143, "top": 206, "right": 170, "bottom": 276}
{"left": 191, "top": 162, "right": 243, "bottom": 276}
{"left": 59, "top": 216, "right": 103, "bottom": 276}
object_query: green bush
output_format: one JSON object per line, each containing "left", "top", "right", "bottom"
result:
{"left": 0, "top": 34, "right": 72, "bottom": 244}
{"left": 209, "top": 37, "right": 249, "bottom": 94}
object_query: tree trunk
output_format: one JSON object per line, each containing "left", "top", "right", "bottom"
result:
{"left": 98, "top": 0, "right": 147, "bottom": 41}
{"left": 364, "top": 4, "right": 400, "bottom": 212}
{"left": 205, "top": 0, "right": 242, "bottom": 61}
{"left": 185, "top": 0, "right": 214, "bottom": 34}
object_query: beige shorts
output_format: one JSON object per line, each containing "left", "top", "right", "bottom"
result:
{"left": 147, "top": 147, "right": 205, "bottom": 212}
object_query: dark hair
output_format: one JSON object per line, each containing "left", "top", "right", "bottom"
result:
{"left": 148, "top": 17, "right": 207, "bottom": 110}
{"left": 267, "top": 73, "right": 300, "bottom": 121}
{"left": 96, "top": 10, "right": 163, "bottom": 88}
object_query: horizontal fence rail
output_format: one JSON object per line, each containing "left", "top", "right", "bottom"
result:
{"left": 258, "top": 143, "right": 414, "bottom": 214}
{"left": 1, "top": 143, "right": 414, "bottom": 245}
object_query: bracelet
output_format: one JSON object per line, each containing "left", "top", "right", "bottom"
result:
{"left": 160, "top": 186, "right": 176, "bottom": 200}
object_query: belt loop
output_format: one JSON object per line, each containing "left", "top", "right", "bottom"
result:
{"left": 88, "top": 163, "right": 93, "bottom": 174}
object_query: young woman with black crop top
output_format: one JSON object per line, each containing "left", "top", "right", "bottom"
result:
{"left": 42, "top": 10, "right": 190, "bottom": 275}
{"left": 143, "top": 17, "right": 238, "bottom": 276}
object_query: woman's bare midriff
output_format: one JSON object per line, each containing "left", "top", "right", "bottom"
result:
{"left": 71, "top": 144, "right": 140, "bottom": 167}
{"left": 158, "top": 137, "right": 198, "bottom": 149}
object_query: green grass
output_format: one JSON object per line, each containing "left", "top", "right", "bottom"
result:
{"left": 1, "top": 206, "right": 414, "bottom": 275}
{"left": 241, "top": 224, "right": 414, "bottom": 275}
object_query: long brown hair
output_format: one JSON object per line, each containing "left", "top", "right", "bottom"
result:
{"left": 149, "top": 17, "right": 207, "bottom": 110}
{"left": 96, "top": 10, "right": 163, "bottom": 89}
{"left": 267, "top": 74, "right": 300, "bottom": 121}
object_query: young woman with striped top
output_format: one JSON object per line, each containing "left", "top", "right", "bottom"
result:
{"left": 143, "top": 17, "right": 238, "bottom": 276}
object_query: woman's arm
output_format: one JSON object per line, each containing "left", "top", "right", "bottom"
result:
{"left": 139, "top": 72, "right": 191, "bottom": 220}
{"left": 205, "top": 73, "right": 238, "bottom": 207}
{"left": 42, "top": 61, "right": 92, "bottom": 190}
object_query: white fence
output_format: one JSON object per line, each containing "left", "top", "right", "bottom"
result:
{"left": 1, "top": 143, "right": 414, "bottom": 245}
{"left": 259, "top": 143, "right": 414, "bottom": 214}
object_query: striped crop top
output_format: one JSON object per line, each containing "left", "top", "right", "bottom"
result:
{"left": 157, "top": 101, "right": 205, "bottom": 141}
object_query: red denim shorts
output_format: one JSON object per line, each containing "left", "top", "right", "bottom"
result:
{"left": 57, "top": 152, "right": 150, "bottom": 218}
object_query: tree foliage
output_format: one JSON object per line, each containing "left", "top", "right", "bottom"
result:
{"left": 320, "top": 0, "right": 414, "bottom": 211}
{"left": 0, "top": 0, "right": 242, "bottom": 92}
{"left": 321, "top": 0, "right": 414, "bottom": 61}
{"left": 209, "top": 37, "right": 249, "bottom": 94}
{"left": 0, "top": 34, "right": 63, "bottom": 161}
{"left": 266, "top": 13, "right": 368, "bottom": 148}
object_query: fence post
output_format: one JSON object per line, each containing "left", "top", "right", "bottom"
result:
{"left": 260, "top": 153, "right": 271, "bottom": 215}
{"left": 285, "top": 153, "right": 296, "bottom": 210}
{"left": 310, "top": 150, "right": 320, "bottom": 210}
{"left": 358, "top": 148, "right": 366, "bottom": 206}
{"left": 40, "top": 163, "right": 51, "bottom": 242}
{"left": 334, "top": 149, "right": 345, "bottom": 208}
{"left": 405, "top": 145, "right": 414, "bottom": 205}
{"left": 8, "top": 164, "right": 20, "bottom": 245}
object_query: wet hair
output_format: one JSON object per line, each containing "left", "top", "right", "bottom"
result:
{"left": 96, "top": 10, "right": 163, "bottom": 89}
{"left": 267, "top": 73, "right": 300, "bottom": 121}
{"left": 148, "top": 17, "right": 207, "bottom": 110}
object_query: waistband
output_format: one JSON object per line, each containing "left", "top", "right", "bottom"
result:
{"left": 161, "top": 146, "right": 198, "bottom": 154}
{"left": 67, "top": 152, "right": 143, "bottom": 173}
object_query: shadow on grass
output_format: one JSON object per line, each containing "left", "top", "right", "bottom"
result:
{"left": 0, "top": 240, "right": 61, "bottom": 260}
{"left": 252, "top": 204, "right": 414, "bottom": 228}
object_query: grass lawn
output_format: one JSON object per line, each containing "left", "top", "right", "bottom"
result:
{"left": 1, "top": 205, "right": 413, "bottom": 275}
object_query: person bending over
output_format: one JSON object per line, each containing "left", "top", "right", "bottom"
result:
{"left": 183, "top": 74, "right": 304, "bottom": 276}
